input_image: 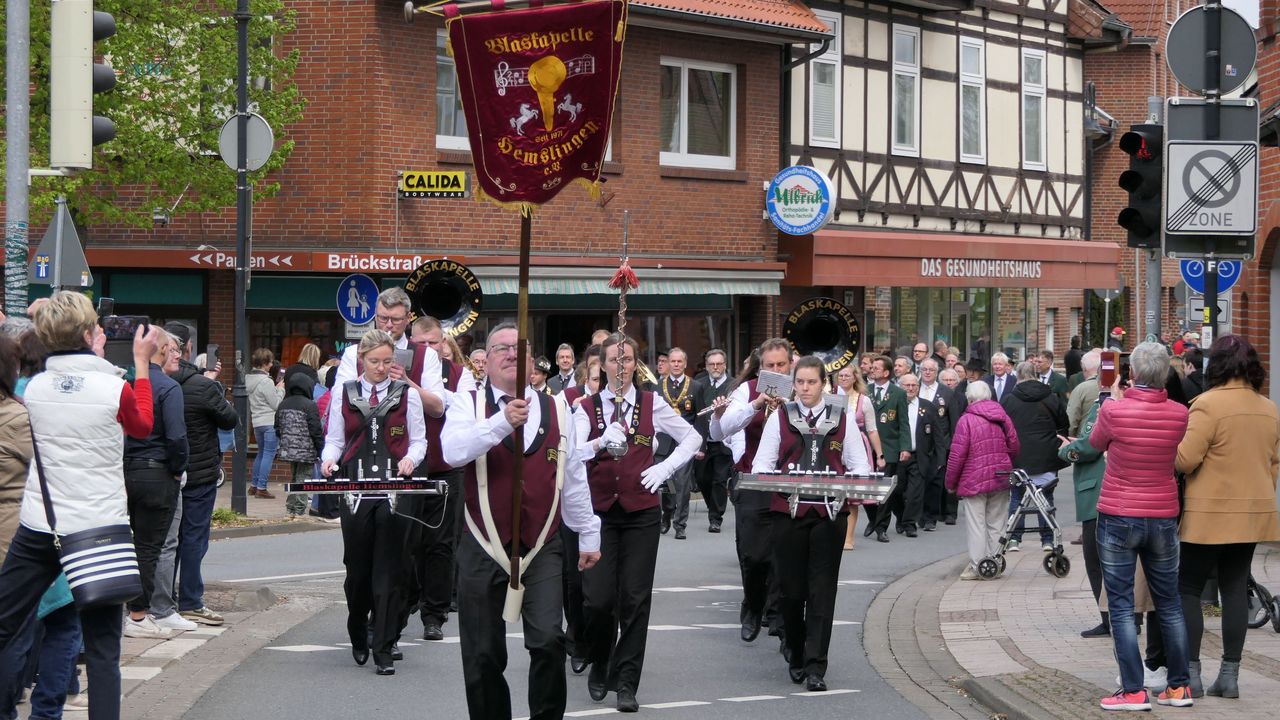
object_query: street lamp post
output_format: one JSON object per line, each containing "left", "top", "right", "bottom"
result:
{"left": 231, "top": 0, "right": 251, "bottom": 514}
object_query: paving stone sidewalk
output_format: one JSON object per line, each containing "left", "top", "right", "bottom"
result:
{"left": 939, "top": 542, "right": 1280, "bottom": 719}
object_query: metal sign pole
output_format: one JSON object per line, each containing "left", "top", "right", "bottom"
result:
{"left": 1202, "top": 0, "right": 1221, "bottom": 342}
{"left": 231, "top": 0, "right": 251, "bottom": 515}
{"left": 51, "top": 196, "right": 66, "bottom": 291}
{"left": 1204, "top": 250, "right": 1219, "bottom": 342}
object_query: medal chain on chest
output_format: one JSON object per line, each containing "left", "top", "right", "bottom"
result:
{"left": 662, "top": 377, "right": 690, "bottom": 410}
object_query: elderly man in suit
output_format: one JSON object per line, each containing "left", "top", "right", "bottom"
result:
{"left": 983, "top": 352, "right": 1016, "bottom": 403}
{"left": 886, "top": 374, "right": 943, "bottom": 538}
{"left": 1033, "top": 349, "right": 1069, "bottom": 404}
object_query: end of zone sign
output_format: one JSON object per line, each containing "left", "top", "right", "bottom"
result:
{"left": 1164, "top": 140, "right": 1257, "bottom": 235}
{"left": 398, "top": 171, "right": 470, "bottom": 199}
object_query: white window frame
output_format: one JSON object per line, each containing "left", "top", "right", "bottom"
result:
{"left": 436, "top": 30, "right": 469, "bottom": 151}
{"left": 1045, "top": 308, "right": 1056, "bottom": 352}
{"left": 1021, "top": 47, "right": 1047, "bottom": 171}
{"left": 891, "top": 25, "right": 921, "bottom": 158}
{"left": 659, "top": 57, "right": 737, "bottom": 170}
{"left": 958, "top": 37, "right": 985, "bottom": 164}
{"left": 808, "top": 12, "right": 842, "bottom": 149}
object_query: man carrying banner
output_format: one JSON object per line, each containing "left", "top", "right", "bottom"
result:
{"left": 442, "top": 324, "right": 601, "bottom": 720}
{"left": 576, "top": 333, "right": 698, "bottom": 712}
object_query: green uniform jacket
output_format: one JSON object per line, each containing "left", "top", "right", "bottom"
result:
{"left": 870, "top": 383, "right": 911, "bottom": 458}
{"left": 1058, "top": 402, "right": 1105, "bottom": 522}
{"left": 1046, "top": 371, "right": 1070, "bottom": 404}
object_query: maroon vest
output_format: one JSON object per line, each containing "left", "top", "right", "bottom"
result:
{"left": 424, "top": 358, "right": 464, "bottom": 475}
{"left": 561, "top": 385, "right": 585, "bottom": 406}
{"left": 585, "top": 390, "right": 658, "bottom": 513}
{"left": 338, "top": 381, "right": 412, "bottom": 468}
{"left": 735, "top": 379, "right": 766, "bottom": 474}
{"left": 770, "top": 402, "right": 848, "bottom": 518}
{"left": 463, "top": 388, "right": 562, "bottom": 552}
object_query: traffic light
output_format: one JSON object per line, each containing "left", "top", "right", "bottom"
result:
{"left": 1117, "top": 124, "right": 1164, "bottom": 249}
{"left": 50, "top": 0, "right": 117, "bottom": 170}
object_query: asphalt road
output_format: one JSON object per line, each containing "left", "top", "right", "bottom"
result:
{"left": 185, "top": 491, "right": 1079, "bottom": 719}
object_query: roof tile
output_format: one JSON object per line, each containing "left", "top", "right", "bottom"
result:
{"left": 631, "top": 0, "right": 833, "bottom": 36}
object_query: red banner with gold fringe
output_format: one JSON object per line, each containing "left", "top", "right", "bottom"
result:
{"left": 445, "top": 0, "right": 626, "bottom": 212}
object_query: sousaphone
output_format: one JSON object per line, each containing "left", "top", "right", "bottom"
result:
{"left": 404, "top": 260, "right": 484, "bottom": 337}
{"left": 782, "top": 297, "right": 862, "bottom": 373}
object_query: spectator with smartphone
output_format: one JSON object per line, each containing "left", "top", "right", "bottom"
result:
{"left": 247, "top": 348, "right": 285, "bottom": 499}
{"left": 0, "top": 290, "right": 161, "bottom": 720}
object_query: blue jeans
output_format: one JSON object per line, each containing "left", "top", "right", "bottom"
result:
{"left": 178, "top": 481, "right": 219, "bottom": 611}
{"left": 29, "top": 603, "right": 81, "bottom": 720}
{"left": 1097, "top": 513, "right": 1190, "bottom": 692}
{"left": 251, "top": 425, "right": 278, "bottom": 490}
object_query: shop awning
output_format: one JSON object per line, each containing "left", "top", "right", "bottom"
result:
{"left": 472, "top": 266, "right": 782, "bottom": 296}
{"left": 783, "top": 229, "right": 1122, "bottom": 289}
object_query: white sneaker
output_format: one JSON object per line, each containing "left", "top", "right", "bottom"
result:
{"left": 123, "top": 614, "right": 175, "bottom": 639}
{"left": 1042, "top": 543, "right": 1054, "bottom": 552}
{"left": 1006, "top": 539, "right": 1021, "bottom": 552}
{"left": 63, "top": 692, "right": 90, "bottom": 711}
{"left": 1115, "top": 666, "right": 1168, "bottom": 689}
{"left": 960, "top": 565, "right": 981, "bottom": 581}
{"left": 153, "top": 612, "right": 198, "bottom": 632}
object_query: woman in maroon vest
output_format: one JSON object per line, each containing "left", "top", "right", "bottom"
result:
{"left": 751, "top": 356, "right": 872, "bottom": 692}
{"left": 320, "top": 329, "right": 427, "bottom": 676}
{"left": 573, "top": 334, "right": 699, "bottom": 712}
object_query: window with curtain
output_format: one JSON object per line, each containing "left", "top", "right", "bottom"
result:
{"left": 809, "top": 12, "right": 841, "bottom": 148}
{"left": 436, "top": 31, "right": 468, "bottom": 150}
{"left": 659, "top": 58, "right": 736, "bottom": 170}
{"left": 891, "top": 25, "right": 920, "bottom": 157}
{"left": 959, "top": 37, "right": 985, "bottom": 164}
{"left": 1021, "top": 48, "right": 1046, "bottom": 170}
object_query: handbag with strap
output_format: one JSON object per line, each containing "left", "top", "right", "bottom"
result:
{"left": 30, "top": 429, "right": 142, "bottom": 608}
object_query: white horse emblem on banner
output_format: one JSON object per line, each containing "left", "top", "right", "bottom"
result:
{"left": 557, "top": 94, "right": 583, "bottom": 123}
{"left": 510, "top": 103, "right": 539, "bottom": 136}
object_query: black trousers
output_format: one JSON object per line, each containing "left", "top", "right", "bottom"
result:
{"left": 124, "top": 464, "right": 179, "bottom": 613}
{"left": 924, "top": 463, "right": 957, "bottom": 523}
{"left": 0, "top": 526, "right": 123, "bottom": 720}
{"left": 733, "top": 488, "right": 775, "bottom": 621}
{"left": 1082, "top": 518, "right": 1104, "bottom": 605}
{"left": 695, "top": 442, "right": 733, "bottom": 525}
{"left": 341, "top": 498, "right": 412, "bottom": 665}
{"left": 560, "top": 526, "right": 586, "bottom": 659}
{"left": 581, "top": 504, "right": 660, "bottom": 693}
{"left": 772, "top": 512, "right": 846, "bottom": 678}
{"left": 862, "top": 461, "right": 897, "bottom": 532}
{"left": 875, "top": 456, "right": 926, "bottom": 532}
{"left": 417, "top": 470, "right": 463, "bottom": 626}
{"left": 457, "top": 533, "right": 566, "bottom": 720}
{"left": 1179, "top": 541, "right": 1257, "bottom": 663}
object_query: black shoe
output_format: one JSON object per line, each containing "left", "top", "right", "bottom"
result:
{"left": 767, "top": 624, "right": 781, "bottom": 637}
{"left": 616, "top": 689, "right": 639, "bottom": 713}
{"left": 944, "top": 516, "right": 957, "bottom": 525}
{"left": 863, "top": 523, "right": 875, "bottom": 537}
{"left": 375, "top": 663, "right": 395, "bottom": 676}
{"left": 923, "top": 520, "right": 937, "bottom": 532}
{"left": 741, "top": 610, "right": 761, "bottom": 642}
{"left": 1080, "top": 623, "right": 1110, "bottom": 638}
{"left": 780, "top": 639, "right": 792, "bottom": 664}
{"left": 588, "top": 663, "right": 608, "bottom": 702}
{"left": 674, "top": 529, "right": 686, "bottom": 540}
{"left": 351, "top": 647, "right": 369, "bottom": 666}
{"left": 660, "top": 517, "right": 671, "bottom": 535}
{"left": 571, "top": 656, "right": 589, "bottom": 674}
{"left": 875, "top": 530, "right": 889, "bottom": 543}
{"left": 805, "top": 674, "right": 827, "bottom": 692}
{"left": 709, "top": 523, "right": 721, "bottom": 533}
{"left": 905, "top": 527, "right": 918, "bottom": 538}
{"left": 390, "top": 643, "right": 403, "bottom": 661}
{"left": 788, "top": 666, "right": 805, "bottom": 684}
{"left": 422, "top": 622, "right": 444, "bottom": 641}
{"left": 895, "top": 524, "right": 905, "bottom": 535}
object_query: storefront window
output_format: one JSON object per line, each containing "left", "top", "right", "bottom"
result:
{"left": 250, "top": 313, "right": 345, "bottom": 369}
{"left": 865, "top": 286, "right": 1037, "bottom": 366}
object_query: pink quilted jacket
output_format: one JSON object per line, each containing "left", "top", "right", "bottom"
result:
{"left": 1089, "top": 386, "right": 1188, "bottom": 518}
{"left": 945, "top": 400, "right": 1020, "bottom": 497}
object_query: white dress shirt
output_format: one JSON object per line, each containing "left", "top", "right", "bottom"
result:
{"left": 750, "top": 399, "right": 872, "bottom": 475}
{"left": 919, "top": 382, "right": 939, "bottom": 403}
{"left": 442, "top": 386, "right": 601, "bottom": 553}
{"left": 992, "top": 374, "right": 1007, "bottom": 397}
{"left": 711, "top": 382, "right": 755, "bottom": 441}
{"left": 871, "top": 381, "right": 892, "bottom": 402}
{"left": 906, "top": 398, "right": 919, "bottom": 451}
{"left": 334, "top": 334, "right": 445, "bottom": 405}
{"left": 572, "top": 384, "right": 700, "bottom": 469}
{"left": 321, "top": 377, "right": 427, "bottom": 468}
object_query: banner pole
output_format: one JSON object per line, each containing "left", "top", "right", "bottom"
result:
{"left": 509, "top": 211, "right": 532, "bottom": 589}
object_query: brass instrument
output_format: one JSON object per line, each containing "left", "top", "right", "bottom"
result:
{"left": 782, "top": 297, "right": 862, "bottom": 374}
{"left": 405, "top": 260, "right": 484, "bottom": 338}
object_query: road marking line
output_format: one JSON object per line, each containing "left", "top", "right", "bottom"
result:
{"left": 693, "top": 623, "right": 741, "bottom": 629}
{"left": 119, "top": 666, "right": 162, "bottom": 681}
{"left": 223, "top": 570, "right": 344, "bottom": 583}
{"left": 831, "top": 620, "right": 862, "bottom": 626}
{"left": 565, "top": 709, "right": 620, "bottom": 717}
{"left": 718, "top": 695, "right": 785, "bottom": 702}
{"left": 791, "top": 689, "right": 860, "bottom": 697}
{"left": 652, "top": 586, "right": 703, "bottom": 593}
{"left": 265, "top": 644, "right": 342, "bottom": 652}
{"left": 697, "top": 585, "right": 743, "bottom": 591}
{"left": 642, "top": 701, "right": 712, "bottom": 709}
{"left": 648, "top": 625, "right": 697, "bottom": 631}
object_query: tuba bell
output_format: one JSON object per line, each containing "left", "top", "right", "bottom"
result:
{"left": 404, "top": 260, "right": 484, "bottom": 337}
{"left": 782, "top": 297, "right": 862, "bottom": 374}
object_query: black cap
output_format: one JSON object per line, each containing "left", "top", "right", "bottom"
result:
{"left": 964, "top": 358, "right": 986, "bottom": 373}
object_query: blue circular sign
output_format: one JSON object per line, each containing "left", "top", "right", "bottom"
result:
{"left": 337, "top": 273, "right": 380, "bottom": 325}
{"left": 1179, "top": 259, "right": 1240, "bottom": 295}
{"left": 766, "top": 165, "right": 835, "bottom": 236}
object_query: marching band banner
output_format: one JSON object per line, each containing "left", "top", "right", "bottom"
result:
{"left": 445, "top": 0, "right": 627, "bottom": 212}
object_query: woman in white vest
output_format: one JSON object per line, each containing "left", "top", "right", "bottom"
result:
{"left": 0, "top": 291, "right": 161, "bottom": 720}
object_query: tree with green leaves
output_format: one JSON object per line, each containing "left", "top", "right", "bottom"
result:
{"left": 1, "top": 0, "right": 304, "bottom": 228}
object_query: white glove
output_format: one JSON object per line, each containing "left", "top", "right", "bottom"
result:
{"left": 601, "top": 422, "right": 628, "bottom": 447}
{"left": 640, "top": 463, "right": 674, "bottom": 494}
